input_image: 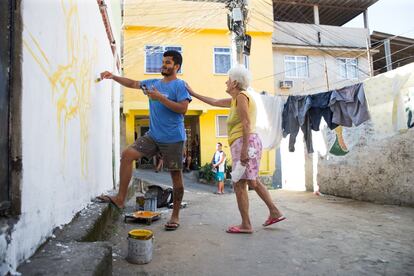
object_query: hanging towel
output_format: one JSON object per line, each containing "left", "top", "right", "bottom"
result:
{"left": 247, "top": 88, "right": 285, "bottom": 150}
{"left": 329, "top": 83, "right": 370, "bottom": 127}
{"left": 363, "top": 62, "right": 414, "bottom": 137}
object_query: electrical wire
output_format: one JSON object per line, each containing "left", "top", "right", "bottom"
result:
{"left": 373, "top": 54, "right": 414, "bottom": 74}
{"left": 250, "top": 4, "right": 371, "bottom": 76}
{"left": 249, "top": 1, "right": 414, "bottom": 83}
{"left": 372, "top": 43, "right": 414, "bottom": 64}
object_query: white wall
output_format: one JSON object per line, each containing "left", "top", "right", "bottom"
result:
{"left": 0, "top": 0, "right": 120, "bottom": 273}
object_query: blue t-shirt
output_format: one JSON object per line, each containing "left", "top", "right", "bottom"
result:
{"left": 140, "top": 78, "right": 191, "bottom": 143}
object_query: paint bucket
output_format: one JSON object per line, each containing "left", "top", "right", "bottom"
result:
{"left": 126, "top": 229, "right": 154, "bottom": 264}
{"left": 144, "top": 196, "right": 157, "bottom": 212}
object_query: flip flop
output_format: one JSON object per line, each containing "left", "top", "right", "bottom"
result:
{"left": 262, "top": 216, "right": 286, "bottom": 227}
{"left": 226, "top": 226, "right": 253, "bottom": 234}
{"left": 95, "top": 195, "right": 124, "bottom": 210}
{"left": 165, "top": 222, "right": 180, "bottom": 231}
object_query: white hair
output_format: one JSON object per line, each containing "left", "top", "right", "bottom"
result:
{"left": 228, "top": 65, "right": 251, "bottom": 90}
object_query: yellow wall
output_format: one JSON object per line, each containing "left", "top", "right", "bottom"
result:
{"left": 199, "top": 109, "right": 275, "bottom": 175}
{"left": 123, "top": 0, "right": 276, "bottom": 174}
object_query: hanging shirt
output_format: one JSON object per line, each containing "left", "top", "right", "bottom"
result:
{"left": 329, "top": 83, "right": 370, "bottom": 127}
{"left": 140, "top": 79, "right": 192, "bottom": 143}
{"left": 247, "top": 88, "right": 285, "bottom": 150}
{"left": 363, "top": 63, "right": 414, "bottom": 137}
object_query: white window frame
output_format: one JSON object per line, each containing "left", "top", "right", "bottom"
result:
{"left": 144, "top": 45, "right": 183, "bottom": 74}
{"left": 337, "top": 57, "right": 358, "bottom": 80}
{"left": 215, "top": 115, "right": 228, "bottom": 137}
{"left": 284, "top": 55, "right": 309, "bottom": 78}
{"left": 213, "top": 47, "right": 232, "bottom": 75}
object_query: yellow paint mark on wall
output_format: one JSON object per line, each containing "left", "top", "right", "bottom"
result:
{"left": 23, "top": 0, "right": 98, "bottom": 178}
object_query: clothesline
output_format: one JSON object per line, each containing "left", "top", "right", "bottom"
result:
{"left": 250, "top": 62, "right": 414, "bottom": 155}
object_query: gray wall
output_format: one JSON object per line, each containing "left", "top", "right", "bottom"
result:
{"left": 273, "top": 21, "right": 368, "bottom": 48}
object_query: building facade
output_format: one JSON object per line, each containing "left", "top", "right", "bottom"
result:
{"left": 270, "top": 0, "right": 378, "bottom": 191}
{"left": 122, "top": 0, "right": 276, "bottom": 175}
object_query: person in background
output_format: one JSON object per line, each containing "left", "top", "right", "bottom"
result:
{"left": 212, "top": 142, "right": 226, "bottom": 194}
{"left": 154, "top": 153, "right": 163, "bottom": 173}
{"left": 182, "top": 147, "right": 192, "bottom": 173}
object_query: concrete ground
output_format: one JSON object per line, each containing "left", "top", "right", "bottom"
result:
{"left": 109, "top": 169, "right": 414, "bottom": 276}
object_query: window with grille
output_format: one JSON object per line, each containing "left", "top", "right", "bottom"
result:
{"left": 214, "top": 47, "right": 231, "bottom": 74}
{"left": 145, "top": 45, "right": 182, "bottom": 74}
{"left": 284, "top": 55, "right": 309, "bottom": 78}
{"left": 216, "top": 115, "right": 228, "bottom": 137}
{"left": 338, "top": 58, "right": 358, "bottom": 79}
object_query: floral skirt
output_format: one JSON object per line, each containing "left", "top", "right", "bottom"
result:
{"left": 230, "top": 133, "right": 262, "bottom": 181}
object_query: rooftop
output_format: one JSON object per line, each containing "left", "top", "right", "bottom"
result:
{"left": 272, "top": 0, "right": 379, "bottom": 26}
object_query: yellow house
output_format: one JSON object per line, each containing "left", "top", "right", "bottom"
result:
{"left": 123, "top": 0, "right": 276, "bottom": 175}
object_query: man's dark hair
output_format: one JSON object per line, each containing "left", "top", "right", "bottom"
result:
{"left": 163, "top": 50, "right": 182, "bottom": 70}
{"left": 217, "top": 142, "right": 222, "bottom": 146}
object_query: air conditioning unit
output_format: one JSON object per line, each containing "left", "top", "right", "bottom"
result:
{"left": 279, "top": 80, "right": 293, "bottom": 89}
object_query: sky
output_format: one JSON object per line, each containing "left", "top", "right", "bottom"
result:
{"left": 344, "top": 0, "right": 414, "bottom": 38}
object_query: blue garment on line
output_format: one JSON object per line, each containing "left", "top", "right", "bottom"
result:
{"left": 308, "top": 91, "right": 338, "bottom": 131}
{"left": 282, "top": 96, "right": 314, "bottom": 154}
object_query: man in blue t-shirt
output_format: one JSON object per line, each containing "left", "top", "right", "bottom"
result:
{"left": 98, "top": 50, "right": 191, "bottom": 231}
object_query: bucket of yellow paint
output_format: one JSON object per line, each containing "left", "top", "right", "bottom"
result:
{"left": 126, "top": 229, "right": 154, "bottom": 264}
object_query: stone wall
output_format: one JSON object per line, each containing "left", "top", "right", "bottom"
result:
{"left": 318, "top": 128, "right": 414, "bottom": 206}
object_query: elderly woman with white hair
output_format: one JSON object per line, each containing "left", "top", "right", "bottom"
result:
{"left": 186, "top": 66, "right": 285, "bottom": 234}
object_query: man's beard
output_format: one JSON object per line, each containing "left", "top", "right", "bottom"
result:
{"left": 161, "top": 68, "right": 172, "bottom": 76}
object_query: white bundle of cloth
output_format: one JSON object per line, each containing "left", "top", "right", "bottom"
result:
{"left": 247, "top": 87, "right": 285, "bottom": 150}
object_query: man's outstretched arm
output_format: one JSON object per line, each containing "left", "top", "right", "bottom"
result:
{"left": 100, "top": 71, "right": 141, "bottom": 89}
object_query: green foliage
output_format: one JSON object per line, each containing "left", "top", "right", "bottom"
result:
{"left": 198, "top": 163, "right": 215, "bottom": 182}
{"left": 225, "top": 164, "right": 232, "bottom": 179}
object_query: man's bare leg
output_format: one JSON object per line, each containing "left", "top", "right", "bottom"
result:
{"left": 167, "top": 170, "right": 184, "bottom": 226}
{"left": 105, "top": 147, "right": 143, "bottom": 208}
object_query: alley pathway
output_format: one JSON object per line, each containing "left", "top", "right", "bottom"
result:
{"left": 108, "top": 169, "right": 414, "bottom": 275}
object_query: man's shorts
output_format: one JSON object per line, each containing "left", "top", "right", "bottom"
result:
{"left": 131, "top": 134, "right": 184, "bottom": 171}
{"left": 215, "top": 172, "right": 225, "bottom": 182}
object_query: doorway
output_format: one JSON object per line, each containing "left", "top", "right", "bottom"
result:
{"left": 0, "top": 0, "right": 13, "bottom": 211}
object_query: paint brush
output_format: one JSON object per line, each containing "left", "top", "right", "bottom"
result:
{"left": 95, "top": 74, "right": 102, "bottom": 83}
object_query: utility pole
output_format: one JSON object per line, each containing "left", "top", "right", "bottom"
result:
{"left": 363, "top": 10, "right": 374, "bottom": 76}
{"left": 226, "top": 0, "right": 250, "bottom": 66}
{"left": 384, "top": 39, "right": 392, "bottom": 71}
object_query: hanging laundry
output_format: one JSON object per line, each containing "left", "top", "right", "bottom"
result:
{"left": 308, "top": 91, "right": 338, "bottom": 131}
{"left": 247, "top": 88, "right": 285, "bottom": 150}
{"left": 329, "top": 83, "right": 370, "bottom": 127}
{"left": 363, "top": 62, "right": 414, "bottom": 137}
{"left": 282, "top": 96, "right": 313, "bottom": 153}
